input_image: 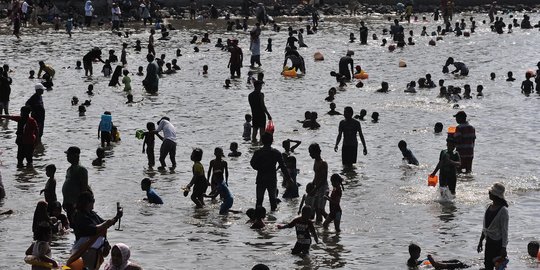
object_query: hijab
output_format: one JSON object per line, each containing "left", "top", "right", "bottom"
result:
{"left": 104, "top": 243, "right": 131, "bottom": 270}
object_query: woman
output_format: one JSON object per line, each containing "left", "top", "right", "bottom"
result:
{"left": 109, "top": 66, "right": 122, "bottom": 87}
{"left": 71, "top": 191, "right": 122, "bottom": 270}
{"left": 104, "top": 243, "right": 143, "bottom": 270}
{"left": 477, "top": 183, "right": 509, "bottom": 270}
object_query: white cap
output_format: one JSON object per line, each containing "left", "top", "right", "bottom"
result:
{"left": 35, "top": 83, "right": 45, "bottom": 90}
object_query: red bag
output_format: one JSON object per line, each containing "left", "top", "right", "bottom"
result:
{"left": 265, "top": 120, "right": 275, "bottom": 134}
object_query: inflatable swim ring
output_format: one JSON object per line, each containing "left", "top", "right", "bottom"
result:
{"left": 282, "top": 67, "right": 297, "bottom": 78}
{"left": 24, "top": 255, "right": 78, "bottom": 269}
{"left": 354, "top": 71, "right": 369, "bottom": 80}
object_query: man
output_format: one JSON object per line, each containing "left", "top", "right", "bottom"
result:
{"left": 453, "top": 111, "right": 476, "bottom": 173}
{"left": 143, "top": 54, "right": 159, "bottom": 93}
{"left": 84, "top": 0, "right": 94, "bottom": 27}
{"left": 250, "top": 132, "right": 291, "bottom": 211}
{"left": 334, "top": 106, "right": 367, "bottom": 167}
{"left": 0, "top": 106, "right": 39, "bottom": 168}
{"left": 62, "top": 146, "right": 89, "bottom": 223}
{"left": 249, "top": 23, "right": 262, "bottom": 68}
{"left": 309, "top": 143, "right": 328, "bottom": 223}
{"left": 390, "top": 19, "right": 404, "bottom": 43}
{"left": 359, "top": 21, "right": 368, "bottom": 45}
{"left": 0, "top": 66, "right": 12, "bottom": 115}
{"left": 248, "top": 80, "right": 271, "bottom": 142}
{"left": 25, "top": 83, "right": 45, "bottom": 138}
{"left": 338, "top": 50, "right": 354, "bottom": 81}
{"left": 154, "top": 117, "right": 177, "bottom": 170}
{"left": 228, "top": 39, "right": 243, "bottom": 78}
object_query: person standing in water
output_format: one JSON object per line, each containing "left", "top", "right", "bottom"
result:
{"left": 309, "top": 143, "right": 328, "bottom": 224}
{"left": 334, "top": 106, "right": 368, "bottom": 167}
{"left": 153, "top": 116, "right": 177, "bottom": 170}
{"left": 248, "top": 80, "right": 272, "bottom": 142}
{"left": 25, "top": 83, "right": 46, "bottom": 139}
{"left": 84, "top": 0, "right": 94, "bottom": 27}
{"left": 143, "top": 54, "right": 159, "bottom": 93}
{"left": 228, "top": 39, "right": 243, "bottom": 78}
{"left": 82, "top": 48, "right": 104, "bottom": 76}
{"left": 62, "top": 146, "right": 90, "bottom": 224}
{"left": 0, "top": 106, "right": 39, "bottom": 168}
{"left": 338, "top": 50, "right": 354, "bottom": 81}
{"left": 453, "top": 111, "right": 476, "bottom": 174}
{"left": 249, "top": 23, "right": 262, "bottom": 68}
{"left": 359, "top": 21, "right": 368, "bottom": 44}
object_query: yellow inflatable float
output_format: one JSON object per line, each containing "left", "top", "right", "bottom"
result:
{"left": 24, "top": 256, "right": 83, "bottom": 270}
{"left": 354, "top": 71, "right": 369, "bottom": 80}
{"left": 282, "top": 67, "right": 298, "bottom": 78}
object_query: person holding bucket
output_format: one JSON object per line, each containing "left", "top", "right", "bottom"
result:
{"left": 430, "top": 137, "right": 461, "bottom": 197}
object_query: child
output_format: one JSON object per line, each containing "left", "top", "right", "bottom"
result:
{"left": 376, "top": 81, "right": 389, "bottom": 93}
{"left": 102, "top": 60, "right": 112, "bottom": 77}
{"left": 354, "top": 109, "right": 367, "bottom": 120}
{"left": 228, "top": 142, "right": 241, "bottom": 157}
{"left": 521, "top": 72, "right": 534, "bottom": 95}
{"left": 398, "top": 140, "right": 419, "bottom": 165}
{"left": 371, "top": 112, "right": 379, "bottom": 123}
{"left": 349, "top": 32, "right": 356, "bottom": 43}
{"left": 327, "top": 102, "right": 342, "bottom": 115}
{"left": 247, "top": 71, "right": 254, "bottom": 85}
{"left": 430, "top": 138, "right": 461, "bottom": 196}
{"left": 98, "top": 111, "right": 113, "bottom": 147}
{"left": 78, "top": 105, "right": 86, "bottom": 116}
{"left": 108, "top": 50, "right": 118, "bottom": 63}
{"left": 75, "top": 61, "right": 82, "bottom": 70}
{"left": 207, "top": 147, "right": 229, "bottom": 194}
{"left": 506, "top": 71, "right": 515, "bottom": 82}
{"left": 407, "top": 243, "right": 469, "bottom": 269}
{"left": 265, "top": 38, "right": 272, "bottom": 52}
{"left": 171, "top": 59, "right": 181, "bottom": 70}
{"left": 121, "top": 43, "right": 128, "bottom": 66}
{"left": 405, "top": 81, "right": 417, "bottom": 93}
{"left": 135, "top": 40, "right": 142, "bottom": 52}
{"left": 243, "top": 114, "right": 252, "bottom": 141}
{"left": 141, "top": 178, "right": 163, "bottom": 204}
{"left": 136, "top": 66, "right": 144, "bottom": 76}
{"left": 204, "top": 182, "right": 234, "bottom": 214}
{"left": 490, "top": 72, "right": 496, "bottom": 80}
{"left": 86, "top": 84, "right": 94, "bottom": 96}
{"left": 298, "top": 183, "right": 316, "bottom": 218}
{"left": 434, "top": 122, "right": 443, "bottom": 134}
{"left": 122, "top": 69, "right": 131, "bottom": 92}
{"left": 277, "top": 205, "right": 319, "bottom": 255}
{"left": 527, "top": 241, "right": 539, "bottom": 258}
{"left": 463, "top": 84, "right": 472, "bottom": 99}
{"left": 29, "top": 70, "right": 35, "bottom": 79}
{"left": 71, "top": 96, "right": 79, "bottom": 105}
{"left": 202, "top": 65, "right": 208, "bottom": 75}
{"left": 325, "top": 87, "right": 336, "bottom": 101}
{"left": 323, "top": 174, "right": 344, "bottom": 232}
{"left": 250, "top": 206, "right": 266, "bottom": 229}
{"left": 40, "top": 165, "right": 57, "bottom": 204}
{"left": 476, "top": 85, "right": 484, "bottom": 97}
{"left": 25, "top": 223, "right": 58, "bottom": 270}
{"left": 307, "top": 112, "right": 320, "bottom": 129}
{"left": 66, "top": 16, "right": 73, "bottom": 38}
{"left": 223, "top": 79, "right": 231, "bottom": 89}
{"left": 184, "top": 148, "right": 209, "bottom": 208}
{"left": 142, "top": 122, "right": 162, "bottom": 167}
{"left": 92, "top": 147, "right": 105, "bottom": 166}
{"left": 47, "top": 201, "right": 69, "bottom": 234}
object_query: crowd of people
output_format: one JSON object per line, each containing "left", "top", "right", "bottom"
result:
{"left": 1, "top": 0, "right": 540, "bottom": 269}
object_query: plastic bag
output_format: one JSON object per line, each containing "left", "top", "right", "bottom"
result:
{"left": 265, "top": 120, "right": 275, "bottom": 134}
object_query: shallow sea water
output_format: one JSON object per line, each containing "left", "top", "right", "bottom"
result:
{"left": 1, "top": 12, "right": 540, "bottom": 269}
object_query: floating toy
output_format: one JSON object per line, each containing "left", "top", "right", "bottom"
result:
{"left": 135, "top": 129, "right": 145, "bottom": 140}
{"left": 282, "top": 67, "right": 297, "bottom": 77}
{"left": 354, "top": 71, "right": 369, "bottom": 80}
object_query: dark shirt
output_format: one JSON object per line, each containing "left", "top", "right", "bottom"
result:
{"left": 339, "top": 56, "right": 354, "bottom": 78}
{"left": 43, "top": 178, "right": 57, "bottom": 203}
{"left": 338, "top": 118, "right": 362, "bottom": 146}
{"left": 146, "top": 188, "right": 163, "bottom": 204}
{"left": 401, "top": 148, "right": 419, "bottom": 165}
{"left": 0, "top": 74, "right": 12, "bottom": 102}
{"left": 250, "top": 146, "right": 289, "bottom": 186}
{"left": 62, "top": 164, "right": 89, "bottom": 205}
{"left": 25, "top": 93, "right": 45, "bottom": 116}
{"left": 229, "top": 46, "right": 243, "bottom": 65}
{"left": 72, "top": 210, "right": 104, "bottom": 240}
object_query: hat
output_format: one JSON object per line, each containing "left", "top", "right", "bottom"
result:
{"left": 65, "top": 146, "right": 81, "bottom": 155}
{"left": 489, "top": 182, "right": 505, "bottom": 200}
{"left": 453, "top": 111, "right": 467, "bottom": 118}
{"left": 35, "top": 83, "right": 45, "bottom": 90}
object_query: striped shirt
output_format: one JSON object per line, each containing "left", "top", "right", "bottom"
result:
{"left": 454, "top": 122, "right": 476, "bottom": 158}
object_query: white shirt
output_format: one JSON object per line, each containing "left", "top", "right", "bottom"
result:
{"left": 21, "top": 1, "right": 29, "bottom": 13}
{"left": 111, "top": 6, "right": 121, "bottom": 21}
{"left": 156, "top": 120, "right": 177, "bottom": 142}
{"left": 85, "top": 0, "right": 93, "bottom": 16}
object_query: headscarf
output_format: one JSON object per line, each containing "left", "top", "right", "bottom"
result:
{"left": 104, "top": 243, "right": 131, "bottom": 270}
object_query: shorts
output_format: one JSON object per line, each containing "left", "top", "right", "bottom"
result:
{"left": 83, "top": 60, "right": 92, "bottom": 71}
{"left": 219, "top": 198, "right": 233, "bottom": 214}
{"left": 341, "top": 144, "right": 358, "bottom": 165}
{"left": 328, "top": 210, "right": 342, "bottom": 222}
{"left": 291, "top": 242, "right": 311, "bottom": 255}
{"left": 101, "top": 131, "right": 111, "bottom": 145}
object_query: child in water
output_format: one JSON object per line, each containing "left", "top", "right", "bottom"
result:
{"left": 476, "top": 85, "right": 484, "bottom": 97}
{"left": 371, "top": 112, "right": 379, "bottom": 123}
{"left": 249, "top": 206, "right": 266, "bottom": 229}
{"left": 354, "top": 109, "right": 367, "bottom": 120}
{"left": 277, "top": 205, "right": 319, "bottom": 255}
{"left": 228, "top": 142, "right": 241, "bottom": 157}
{"left": 528, "top": 241, "right": 539, "bottom": 258}
{"left": 398, "top": 140, "right": 419, "bottom": 165}
{"left": 430, "top": 138, "right": 461, "bottom": 197}
{"left": 207, "top": 147, "right": 229, "bottom": 195}
{"left": 142, "top": 122, "right": 162, "bottom": 167}
{"left": 184, "top": 148, "right": 209, "bottom": 208}
{"left": 327, "top": 102, "right": 342, "bottom": 115}
{"left": 122, "top": 69, "right": 131, "bottom": 92}
{"left": 40, "top": 164, "right": 57, "bottom": 204}
{"left": 434, "top": 122, "right": 443, "bottom": 134}
{"left": 265, "top": 38, "right": 272, "bottom": 52}
{"left": 204, "top": 181, "right": 235, "bottom": 214}
{"left": 202, "top": 65, "right": 208, "bottom": 75}
{"left": 137, "top": 66, "right": 144, "bottom": 76}
{"left": 521, "top": 72, "right": 534, "bottom": 95}
{"left": 407, "top": 243, "right": 469, "bottom": 269}
{"left": 141, "top": 178, "right": 163, "bottom": 204}
{"left": 26, "top": 223, "right": 58, "bottom": 269}
{"left": 243, "top": 114, "right": 252, "bottom": 141}
{"left": 86, "top": 84, "right": 94, "bottom": 96}
{"left": 323, "top": 174, "right": 344, "bottom": 232}
{"left": 29, "top": 70, "right": 35, "bottom": 79}
{"left": 102, "top": 60, "right": 112, "bottom": 77}
{"left": 98, "top": 111, "right": 113, "bottom": 147}
{"left": 298, "top": 183, "right": 316, "bottom": 218}
{"left": 506, "top": 71, "right": 515, "bottom": 82}
{"left": 91, "top": 147, "right": 105, "bottom": 166}
{"left": 223, "top": 79, "right": 231, "bottom": 89}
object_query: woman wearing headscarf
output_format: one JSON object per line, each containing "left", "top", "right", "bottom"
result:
{"left": 477, "top": 182, "right": 509, "bottom": 270}
{"left": 104, "top": 243, "right": 143, "bottom": 270}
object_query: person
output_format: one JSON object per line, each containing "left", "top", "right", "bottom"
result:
{"left": 453, "top": 111, "right": 476, "bottom": 174}
{"left": 228, "top": 142, "right": 241, "bottom": 157}
{"left": 521, "top": 72, "right": 534, "bottom": 95}
{"left": 140, "top": 2, "right": 151, "bottom": 25}
{"left": 109, "top": 66, "right": 122, "bottom": 87}
{"left": 111, "top": 3, "right": 122, "bottom": 31}
{"left": 307, "top": 112, "right": 320, "bottom": 130}
{"left": 13, "top": 10, "right": 21, "bottom": 39}
{"left": 286, "top": 31, "right": 298, "bottom": 50}
{"left": 149, "top": 117, "right": 176, "bottom": 170}
{"left": 298, "top": 182, "right": 316, "bottom": 219}
{"left": 407, "top": 243, "right": 469, "bottom": 269}
{"left": 359, "top": 21, "right": 368, "bottom": 44}
{"left": 390, "top": 19, "right": 405, "bottom": 43}
{"left": 334, "top": 106, "right": 368, "bottom": 166}
{"left": 184, "top": 148, "right": 208, "bottom": 208}
{"left": 92, "top": 147, "right": 105, "bottom": 166}
{"left": 207, "top": 147, "right": 229, "bottom": 194}
{"left": 250, "top": 132, "right": 291, "bottom": 211}
{"left": 62, "top": 146, "right": 89, "bottom": 224}
{"left": 189, "top": 0, "right": 197, "bottom": 20}
{"left": 283, "top": 47, "right": 306, "bottom": 74}
{"left": 298, "top": 29, "right": 307, "bottom": 47}
{"left": 66, "top": 16, "right": 73, "bottom": 38}
{"left": 141, "top": 178, "right": 163, "bottom": 204}
{"left": 248, "top": 80, "right": 272, "bottom": 142}
{"left": 371, "top": 112, "right": 379, "bottom": 123}
{"left": 104, "top": 243, "right": 143, "bottom": 270}
{"left": 37, "top": 61, "right": 55, "bottom": 81}
{"left": 463, "top": 84, "right": 472, "bottom": 99}
{"left": 84, "top": 0, "right": 94, "bottom": 27}
{"left": 265, "top": 38, "right": 272, "bottom": 52}
{"left": 102, "top": 60, "right": 112, "bottom": 77}
{"left": 277, "top": 205, "right": 319, "bottom": 255}
{"left": 430, "top": 138, "right": 461, "bottom": 197}
{"left": 205, "top": 182, "right": 235, "bottom": 214}
{"left": 98, "top": 111, "right": 113, "bottom": 147}
{"left": 71, "top": 191, "right": 122, "bottom": 270}
{"left": 122, "top": 69, "right": 131, "bottom": 92}
{"left": 434, "top": 122, "right": 443, "bottom": 134}
{"left": 505, "top": 71, "right": 515, "bottom": 82}
{"left": 142, "top": 122, "right": 162, "bottom": 168}
{"left": 83, "top": 48, "right": 105, "bottom": 76}
{"left": 490, "top": 72, "right": 496, "bottom": 81}
{"left": 323, "top": 174, "right": 344, "bottom": 232}
{"left": 405, "top": 81, "right": 417, "bottom": 93}
{"left": 39, "top": 164, "right": 57, "bottom": 204}
{"left": 398, "top": 140, "right": 419, "bottom": 165}
{"left": 25, "top": 222, "right": 58, "bottom": 270}
{"left": 252, "top": 264, "right": 270, "bottom": 270}
{"left": 338, "top": 50, "right": 354, "bottom": 81}
{"left": 25, "top": 83, "right": 46, "bottom": 138}
{"left": 243, "top": 114, "right": 252, "bottom": 141}
{"left": 48, "top": 201, "right": 69, "bottom": 234}
{"left": 477, "top": 183, "right": 509, "bottom": 270}
{"left": 228, "top": 39, "right": 243, "bottom": 78}
{"left": 308, "top": 143, "right": 328, "bottom": 223}
{"left": 0, "top": 67, "right": 12, "bottom": 115}
{"left": 0, "top": 106, "right": 39, "bottom": 168}
{"left": 250, "top": 206, "right": 266, "bottom": 229}
{"left": 148, "top": 29, "right": 156, "bottom": 56}
{"left": 444, "top": 57, "right": 469, "bottom": 76}
{"left": 32, "top": 200, "right": 53, "bottom": 241}
{"left": 477, "top": 85, "right": 484, "bottom": 97}
{"left": 527, "top": 241, "right": 539, "bottom": 258}
{"left": 376, "top": 81, "right": 389, "bottom": 93}
{"left": 143, "top": 54, "right": 159, "bottom": 93}
{"left": 249, "top": 23, "right": 262, "bottom": 68}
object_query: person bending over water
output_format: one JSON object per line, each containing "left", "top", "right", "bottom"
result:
{"left": 444, "top": 57, "right": 469, "bottom": 76}
{"left": 283, "top": 47, "right": 306, "bottom": 74}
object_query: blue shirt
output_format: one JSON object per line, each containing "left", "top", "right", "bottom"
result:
{"left": 401, "top": 148, "right": 419, "bottom": 165}
{"left": 147, "top": 188, "right": 163, "bottom": 204}
{"left": 217, "top": 182, "right": 233, "bottom": 203}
